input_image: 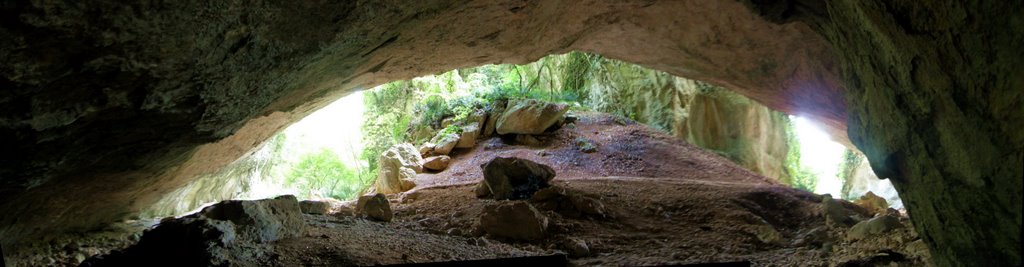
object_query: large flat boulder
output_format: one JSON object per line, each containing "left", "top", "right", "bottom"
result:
{"left": 495, "top": 99, "right": 569, "bottom": 135}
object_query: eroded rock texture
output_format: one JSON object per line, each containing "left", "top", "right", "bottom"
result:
{"left": 745, "top": 0, "right": 1023, "bottom": 265}
{"left": 0, "top": 0, "right": 1018, "bottom": 266}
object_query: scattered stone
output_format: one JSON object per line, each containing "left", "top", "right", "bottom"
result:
{"left": 423, "top": 155, "right": 451, "bottom": 171}
{"left": 431, "top": 133, "right": 460, "bottom": 155}
{"left": 792, "top": 226, "right": 830, "bottom": 247}
{"left": 478, "top": 201, "right": 548, "bottom": 241}
{"left": 821, "top": 194, "right": 868, "bottom": 226}
{"left": 299, "top": 200, "right": 332, "bottom": 215}
{"left": 515, "top": 134, "right": 544, "bottom": 146}
{"left": 474, "top": 182, "right": 492, "bottom": 198}
{"left": 751, "top": 224, "right": 783, "bottom": 245}
{"left": 456, "top": 124, "right": 480, "bottom": 148}
{"left": 481, "top": 157, "right": 556, "bottom": 200}
{"left": 574, "top": 137, "right": 597, "bottom": 153}
{"left": 847, "top": 214, "right": 903, "bottom": 241}
{"left": 496, "top": 99, "right": 569, "bottom": 135}
{"left": 561, "top": 237, "right": 591, "bottom": 258}
{"left": 854, "top": 191, "right": 889, "bottom": 215}
{"left": 355, "top": 193, "right": 394, "bottom": 222}
{"left": 375, "top": 143, "right": 423, "bottom": 194}
{"left": 74, "top": 253, "right": 86, "bottom": 263}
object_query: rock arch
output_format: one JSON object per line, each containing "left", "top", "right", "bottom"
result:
{"left": 0, "top": 1, "right": 1019, "bottom": 265}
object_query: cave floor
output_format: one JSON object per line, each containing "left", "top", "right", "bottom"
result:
{"left": 270, "top": 113, "right": 930, "bottom": 266}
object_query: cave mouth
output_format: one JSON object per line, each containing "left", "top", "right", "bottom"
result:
{"left": 144, "top": 52, "right": 904, "bottom": 219}
{"left": 9, "top": 52, "right": 920, "bottom": 266}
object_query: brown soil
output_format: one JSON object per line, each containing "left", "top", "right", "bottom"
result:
{"left": 271, "top": 112, "right": 931, "bottom": 266}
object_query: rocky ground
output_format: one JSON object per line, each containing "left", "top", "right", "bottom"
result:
{"left": 11, "top": 112, "right": 931, "bottom": 266}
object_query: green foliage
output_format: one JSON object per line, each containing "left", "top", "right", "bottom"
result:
{"left": 782, "top": 117, "right": 819, "bottom": 191}
{"left": 837, "top": 149, "right": 864, "bottom": 200}
{"left": 285, "top": 149, "right": 367, "bottom": 200}
{"left": 361, "top": 81, "right": 415, "bottom": 173}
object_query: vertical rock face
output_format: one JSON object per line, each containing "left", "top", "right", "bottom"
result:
{"left": 743, "top": 0, "right": 1023, "bottom": 265}
{"left": 682, "top": 87, "right": 793, "bottom": 183}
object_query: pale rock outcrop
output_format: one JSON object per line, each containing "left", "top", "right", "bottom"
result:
{"left": 375, "top": 143, "right": 423, "bottom": 194}
{"left": 495, "top": 99, "right": 569, "bottom": 135}
{"left": 455, "top": 124, "right": 480, "bottom": 148}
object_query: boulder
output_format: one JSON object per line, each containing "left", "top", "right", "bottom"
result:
{"left": 418, "top": 142, "right": 435, "bottom": 157}
{"left": 430, "top": 133, "right": 460, "bottom": 155}
{"left": 83, "top": 196, "right": 304, "bottom": 266}
{"left": 483, "top": 100, "right": 508, "bottom": 137}
{"left": 474, "top": 182, "right": 492, "bottom": 198}
{"left": 496, "top": 99, "right": 569, "bottom": 135}
{"left": 299, "top": 200, "right": 332, "bottom": 215}
{"left": 478, "top": 201, "right": 548, "bottom": 241}
{"left": 854, "top": 191, "right": 889, "bottom": 216}
{"left": 423, "top": 155, "right": 451, "bottom": 171}
{"left": 375, "top": 143, "right": 423, "bottom": 194}
{"left": 821, "top": 194, "right": 869, "bottom": 226}
{"left": 467, "top": 108, "right": 487, "bottom": 130}
{"left": 456, "top": 124, "right": 480, "bottom": 148}
{"left": 561, "top": 237, "right": 590, "bottom": 258}
{"left": 481, "top": 157, "right": 556, "bottom": 200}
{"left": 355, "top": 193, "right": 393, "bottom": 222}
{"left": 847, "top": 214, "right": 903, "bottom": 241}
{"left": 198, "top": 195, "right": 306, "bottom": 242}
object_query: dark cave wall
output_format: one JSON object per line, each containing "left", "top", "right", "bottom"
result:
{"left": 744, "top": 0, "right": 1023, "bottom": 265}
{"left": 822, "top": 1, "right": 1023, "bottom": 265}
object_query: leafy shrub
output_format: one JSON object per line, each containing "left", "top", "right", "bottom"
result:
{"left": 285, "top": 149, "right": 367, "bottom": 200}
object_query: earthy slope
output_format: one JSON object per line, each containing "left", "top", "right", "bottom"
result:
{"left": 269, "top": 112, "right": 928, "bottom": 266}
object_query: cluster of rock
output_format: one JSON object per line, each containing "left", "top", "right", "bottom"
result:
{"left": 469, "top": 156, "right": 603, "bottom": 258}
{"left": 812, "top": 193, "right": 932, "bottom": 265}
{"left": 376, "top": 99, "right": 574, "bottom": 196}
{"left": 82, "top": 196, "right": 305, "bottom": 266}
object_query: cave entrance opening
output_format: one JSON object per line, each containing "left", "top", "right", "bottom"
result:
{"left": 148, "top": 51, "right": 903, "bottom": 219}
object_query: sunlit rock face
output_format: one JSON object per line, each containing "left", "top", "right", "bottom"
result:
{"left": 0, "top": 0, "right": 1018, "bottom": 266}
